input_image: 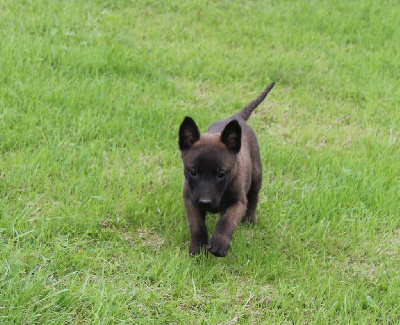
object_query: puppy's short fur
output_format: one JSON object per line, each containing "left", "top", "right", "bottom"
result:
{"left": 179, "top": 82, "right": 275, "bottom": 257}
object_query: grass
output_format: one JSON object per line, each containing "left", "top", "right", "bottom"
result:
{"left": 0, "top": 0, "right": 399, "bottom": 323}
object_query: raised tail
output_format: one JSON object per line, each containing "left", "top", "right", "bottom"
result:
{"left": 239, "top": 81, "right": 275, "bottom": 121}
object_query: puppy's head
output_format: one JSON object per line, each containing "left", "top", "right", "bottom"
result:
{"left": 179, "top": 117, "right": 241, "bottom": 210}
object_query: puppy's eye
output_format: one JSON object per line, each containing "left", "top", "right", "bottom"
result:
{"left": 217, "top": 171, "right": 226, "bottom": 179}
{"left": 189, "top": 169, "right": 197, "bottom": 177}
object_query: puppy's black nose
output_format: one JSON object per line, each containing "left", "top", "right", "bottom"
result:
{"left": 199, "top": 198, "right": 212, "bottom": 207}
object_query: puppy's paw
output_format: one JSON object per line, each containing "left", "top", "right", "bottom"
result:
{"left": 241, "top": 215, "right": 255, "bottom": 225}
{"left": 189, "top": 242, "right": 208, "bottom": 256}
{"left": 208, "top": 234, "right": 230, "bottom": 257}
{"left": 189, "top": 247, "right": 201, "bottom": 256}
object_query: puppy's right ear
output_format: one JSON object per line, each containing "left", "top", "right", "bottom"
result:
{"left": 179, "top": 116, "right": 200, "bottom": 150}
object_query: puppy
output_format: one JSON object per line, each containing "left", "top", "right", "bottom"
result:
{"left": 178, "top": 82, "right": 275, "bottom": 257}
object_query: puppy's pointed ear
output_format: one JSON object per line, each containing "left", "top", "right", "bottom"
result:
{"left": 221, "top": 120, "right": 241, "bottom": 153}
{"left": 179, "top": 116, "right": 200, "bottom": 150}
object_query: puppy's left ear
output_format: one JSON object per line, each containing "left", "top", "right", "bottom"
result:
{"left": 221, "top": 120, "right": 241, "bottom": 153}
{"left": 179, "top": 116, "right": 200, "bottom": 150}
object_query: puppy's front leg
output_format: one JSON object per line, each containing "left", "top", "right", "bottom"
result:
{"left": 208, "top": 200, "right": 246, "bottom": 257}
{"left": 183, "top": 196, "right": 208, "bottom": 255}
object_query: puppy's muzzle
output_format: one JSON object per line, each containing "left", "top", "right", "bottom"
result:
{"left": 198, "top": 198, "right": 213, "bottom": 209}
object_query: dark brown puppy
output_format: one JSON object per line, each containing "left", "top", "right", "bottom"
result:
{"left": 179, "top": 82, "right": 275, "bottom": 257}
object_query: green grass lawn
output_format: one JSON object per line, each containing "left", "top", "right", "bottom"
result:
{"left": 1, "top": 0, "right": 399, "bottom": 323}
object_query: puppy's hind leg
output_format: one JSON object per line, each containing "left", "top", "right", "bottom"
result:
{"left": 242, "top": 179, "right": 261, "bottom": 224}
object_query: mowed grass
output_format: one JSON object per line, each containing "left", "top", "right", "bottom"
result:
{"left": 0, "top": 0, "right": 399, "bottom": 323}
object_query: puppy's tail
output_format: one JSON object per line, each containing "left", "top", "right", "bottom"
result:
{"left": 239, "top": 81, "right": 275, "bottom": 121}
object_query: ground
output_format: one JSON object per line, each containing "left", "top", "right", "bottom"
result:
{"left": 0, "top": 0, "right": 399, "bottom": 323}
